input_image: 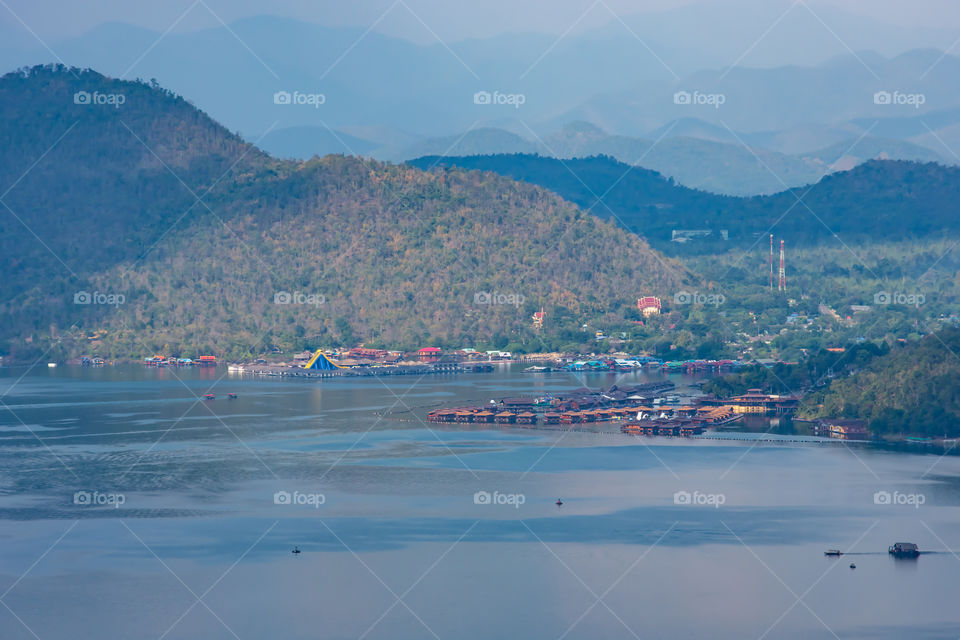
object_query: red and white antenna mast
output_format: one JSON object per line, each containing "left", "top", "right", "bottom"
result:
{"left": 778, "top": 240, "right": 786, "bottom": 292}
{"left": 769, "top": 234, "right": 774, "bottom": 290}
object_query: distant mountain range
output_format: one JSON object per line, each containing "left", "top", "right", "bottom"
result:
{"left": 0, "top": 66, "right": 690, "bottom": 359}
{"left": 551, "top": 48, "right": 960, "bottom": 136}
{"left": 4, "top": 16, "right": 960, "bottom": 195}
{"left": 408, "top": 153, "right": 960, "bottom": 252}
{"left": 379, "top": 121, "right": 946, "bottom": 195}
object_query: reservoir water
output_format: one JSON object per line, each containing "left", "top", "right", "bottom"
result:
{"left": 1, "top": 364, "right": 958, "bottom": 639}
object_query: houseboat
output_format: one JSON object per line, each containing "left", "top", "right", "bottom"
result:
{"left": 889, "top": 542, "right": 920, "bottom": 558}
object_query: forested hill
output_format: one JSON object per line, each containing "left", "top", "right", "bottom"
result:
{"left": 408, "top": 154, "right": 730, "bottom": 245}
{"left": 409, "top": 154, "right": 960, "bottom": 252}
{"left": 0, "top": 64, "right": 271, "bottom": 301}
{"left": 800, "top": 328, "right": 960, "bottom": 438}
{"left": 0, "top": 65, "right": 691, "bottom": 360}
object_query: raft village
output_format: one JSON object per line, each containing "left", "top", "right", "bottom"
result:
{"left": 129, "top": 347, "right": 874, "bottom": 441}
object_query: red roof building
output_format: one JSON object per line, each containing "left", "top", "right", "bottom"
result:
{"left": 637, "top": 296, "right": 662, "bottom": 317}
{"left": 417, "top": 347, "right": 442, "bottom": 354}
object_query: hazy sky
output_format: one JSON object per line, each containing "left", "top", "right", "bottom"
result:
{"left": 3, "top": 0, "right": 960, "bottom": 42}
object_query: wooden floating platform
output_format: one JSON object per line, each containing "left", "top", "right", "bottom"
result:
{"left": 620, "top": 420, "right": 705, "bottom": 437}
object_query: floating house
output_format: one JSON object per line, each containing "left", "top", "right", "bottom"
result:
{"left": 698, "top": 389, "right": 798, "bottom": 414}
{"left": 416, "top": 347, "right": 442, "bottom": 361}
{"left": 889, "top": 542, "right": 920, "bottom": 558}
{"left": 822, "top": 419, "right": 869, "bottom": 439}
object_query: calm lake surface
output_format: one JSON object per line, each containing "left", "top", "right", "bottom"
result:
{"left": 1, "top": 364, "right": 959, "bottom": 639}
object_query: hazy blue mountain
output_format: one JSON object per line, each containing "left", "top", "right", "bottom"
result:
{"left": 378, "top": 128, "right": 536, "bottom": 162}
{"left": 804, "top": 136, "right": 948, "bottom": 171}
{"left": 3, "top": 15, "right": 960, "bottom": 149}
{"left": 389, "top": 122, "right": 946, "bottom": 196}
{"left": 554, "top": 49, "right": 960, "bottom": 136}
{"left": 644, "top": 118, "right": 861, "bottom": 155}
{"left": 599, "top": 1, "right": 960, "bottom": 70}
{"left": 0, "top": 16, "right": 676, "bottom": 141}
{"left": 5, "top": 16, "right": 958, "bottom": 193}
{"left": 258, "top": 126, "right": 380, "bottom": 159}
{"left": 853, "top": 105, "right": 960, "bottom": 139}
{"left": 539, "top": 124, "right": 823, "bottom": 195}
{"left": 386, "top": 123, "right": 810, "bottom": 195}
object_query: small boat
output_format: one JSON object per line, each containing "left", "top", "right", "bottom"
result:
{"left": 47, "top": 362, "right": 57, "bottom": 368}
{"left": 849, "top": 563, "right": 856, "bottom": 569}
{"left": 291, "top": 546, "right": 301, "bottom": 555}
{"left": 555, "top": 499, "right": 563, "bottom": 506}
{"left": 227, "top": 393, "right": 238, "bottom": 399}
{"left": 824, "top": 549, "right": 843, "bottom": 556}
{"left": 204, "top": 394, "right": 215, "bottom": 400}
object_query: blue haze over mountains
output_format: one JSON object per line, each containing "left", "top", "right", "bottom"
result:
{"left": 4, "top": 3, "right": 960, "bottom": 194}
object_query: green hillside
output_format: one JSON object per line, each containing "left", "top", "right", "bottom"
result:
{"left": 800, "top": 328, "right": 960, "bottom": 438}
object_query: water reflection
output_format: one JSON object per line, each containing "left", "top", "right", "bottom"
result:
{"left": 0, "top": 365, "right": 958, "bottom": 639}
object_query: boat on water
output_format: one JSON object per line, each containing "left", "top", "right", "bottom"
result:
{"left": 824, "top": 549, "right": 843, "bottom": 556}
{"left": 47, "top": 362, "right": 56, "bottom": 368}
{"left": 889, "top": 542, "right": 920, "bottom": 558}
{"left": 204, "top": 393, "right": 215, "bottom": 400}
{"left": 227, "top": 393, "right": 238, "bottom": 399}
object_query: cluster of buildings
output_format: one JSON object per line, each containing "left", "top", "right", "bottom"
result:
{"left": 428, "top": 383, "right": 800, "bottom": 437}
{"left": 698, "top": 388, "right": 799, "bottom": 414}
{"left": 143, "top": 355, "right": 217, "bottom": 367}
{"left": 556, "top": 357, "right": 742, "bottom": 373}
{"left": 290, "top": 346, "right": 514, "bottom": 368}
{"left": 428, "top": 382, "right": 754, "bottom": 432}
